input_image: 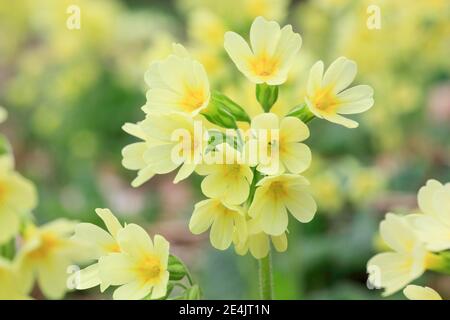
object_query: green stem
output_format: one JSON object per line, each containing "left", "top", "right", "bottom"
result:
{"left": 258, "top": 249, "right": 273, "bottom": 300}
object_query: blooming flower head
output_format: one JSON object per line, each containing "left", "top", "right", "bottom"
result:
{"left": 408, "top": 179, "right": 450, "bottom": 251}
{"left": 71, "top": 208, "right": 124, "bottom": 291}
{"left": 0, "top": 257, "right": 29, "bottom": 300}
{"left": 0, "top": 155, "right": 37, "bottom": 244}
{"left": 16, "top": 220, "right": 91, "bottom": 299}
{"left": 246, "top": 113, "right": 311, "bottom": 175}
{"left": 367, "top": 214, "right": 436, "bottom": 296}
{"left": 189, "top": 198, "right": 247, "bottom": 250}
{"left": 196, "top": 143, "right": 253, "bottom": 205}
{"left": 305, "top": 57, "right": 374, "bottom": 128}
{"left": 403, "top": 285, "right": 442, "bottom": 300}
{"left": 142, "top": 44, "right": 210, "bottom": 116}
{"left": 139, "top": 112, "right": 208, "bottom": 183}
{"left": 99, "top": 224, "right": 170, "bottom": 300}
{"left": 224, "top": 16, "right": 302, "bottom": 85}
{"left": 248, "top": 174, "right": 317, "bottom": 236}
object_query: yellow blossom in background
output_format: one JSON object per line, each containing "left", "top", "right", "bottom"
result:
{"left": 408, "top": 179, "right": 450, "bottom": 251}
{"left": 367, "top": 214, "right": 436, "bottom": 296}
{"left": 0, "top": 257, "right": 29, "bottom": 300}
{"left": 189, "top": 198, "right": 247, "bottom": 250}
{"left": 196, "top": 143, "right": 253, "bottom": 205}
{"left": 248, "top": 174, "right": 317, "bottom": 236}
{"left": 99, "top": 224, "right": 170, "bottom": 300}
{"left": 224, "top": 16, "right": 302, "bottom": 85}
{"left": 71, "top": 208, "right": 124, "bottom": 291}
{"left": 0, "top": 155, "right": 37, "bottom": 244}
{"left": 305, "top": 57, "right": 374, "bottom": 128}
{"left": 247, "top": 113, "right": 311, "bottom": 175}
{"left": 0, "top": 106, "right": 7, "bottom": 123}
{"left": 403, "top": 285, "right": 443, "bottom": 300}
{"left": 142, "top": 45, "right": 210, "bottom": 116}
{"left": 15, "top": 220, "right": 91, "bottom": 299}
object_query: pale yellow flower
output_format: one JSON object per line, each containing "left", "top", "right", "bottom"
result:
{"left": 15, "top": 220, "right": 91, "bottom": 299}
{"left": 403, "top": 285, "right": 443, "bottom": 300}
{"left": 71, "top": 208, "right": 123, "bottom": 291}
{"left": 138, "top": 112, "right": 208, "bottom": 183}
{"left": 0, "top": 155, "right": 37, "bottom": 244}
{"left": 224, "top": 16, "right": 302, "bottom": 85}
{"left": 248, "top": 174, "right": 317, "bottom": 236}
{"left": 99, "top": 224, "right": 170, "bottom": 300}
{"left": 367, "top": 214, "right": 435, "bottom": 296}
{"left": 247, "top": 113, "right": 311, "bottom": 175}
{"left": 0, "top": 257, "right": 29, "bottom": 300}
{"left": 408, "top": 179, "right": 450, "bottom": 251}
{"left": 305, "top": 57, "right": 374, "bottom": 128}
{"left": 142, "top": 45, "right": 210, "bottom": 116}
{"left": 196, "top": 143, "right": 253, "bottom": 205}
{"left": 189, "top": 198, "right": 247, "bottom": 250}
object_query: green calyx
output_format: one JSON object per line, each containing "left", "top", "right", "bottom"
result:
{"left": 201, "top": 91, "right": 250, "bottom": 129}
{"left": 256, "top": 83, "right": 278, "bottom": 112}
{"left": 286, "top": 103, "right": 315, "bottom": 123}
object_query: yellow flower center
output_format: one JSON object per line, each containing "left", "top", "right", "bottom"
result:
{"left": 180, "top": 86, "right": 207, "bottom": 112}
{"left": 249, "top": 53, "right": 278, "bottom": 77}
{"left": 28, "top": 233, "right": 61, "bottom": 260}
{"left": 105, "top": 242, "right": 121, "bottom": 253}
{"left": 312, "top": 86, "right": 340, "bottom": 113}
{"left": 135, "top": 255, "right": 162, "bottom": 284}
{"left": 268, "top": 181, "right": 288, "bottom": 199}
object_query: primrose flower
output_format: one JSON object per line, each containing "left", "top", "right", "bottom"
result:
{"left": 247, "top": 113, "right": 311, "bottom": 175}
{"left": 71, "top": 208, "right": 124, "bottom": 291}
{"left": 248, "top": 174, "right": 317, "bottom": 236}
{"left": 189, "top": 198, "right": 247, "bottom": 250}
{"left": 0, "top": 155, "right": 37, "bottom": 244}
{"left": 196, "top": 143, "right": 253, "bottom": 205}
{"left": 408, "top": 179, "right": 450, "bottom": 251}
{"left": 367, "top": 214, "right": 436, "bottom": 296}
{"left": 305, "top": 57, "right": 374, "bottom": 128}
{"left": 224, "top": 16, "right": 302, "bottom": 85}
{"left": 142, "top": 45, "right": 210, "bottom": 116}
{"left": 139, "top": 112, "right": 207, "bottom": 183}
{"left": 403, "top": 285, "right": 442, "bottom": 300}
{"left": 15, "top": 220, "right": 91, "bottom": 299}
{"left": 0, "top": 257, "right": 29, "bottom": 300}
{"left": 99, "top": 224, "right": 170, "bottom": 300}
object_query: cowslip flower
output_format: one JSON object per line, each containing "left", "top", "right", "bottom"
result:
{"left": 248, "top": 174, "right": 317, "bottom": 236}
{"left": 142, "top": 45, "right": 210, "bottom": 116}
{"left": 367, "top": 214, "right": 437, "bottom": 296}
{"left": 408, "top": 179, "right": 450, "bottom": 251}
{"left": 139, "top": 112, "right": 208, "bottom": 183}
{"left": 196, "top": 143, "right": 253, "bottom": 205}
{"left": 0, "top": 257, "right": 29, "bottom": 300}
{"left": 99, "top": 224, "right": 170, "bottom": 300}
{"left": 15, "top": 220, "right": 91, "bottom": 299}
{"left": 305, "top": 57, "right": 374, "bottom": 128}
{"left": 71, "top": 208, "right": 123, "bottom": 291}
{"left": 0, "top": 155, "right": 37, "bottom": 244}
{"left": 224, "top": 16, "right": 302, "bottom": 85}
{"left": 403, "top": 285, "right": 442, "bottom": 300}
{"left": 189, "top": 198, "right": 247, "bottom": 250}
{"left": 246, "top": 113, "right": 311, "bottom": 175}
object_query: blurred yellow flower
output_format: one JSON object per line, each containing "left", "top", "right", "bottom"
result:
{"left": 367, "top": 214, "right": 436, "bottom": 296}
{"left": 189, "top": 198, "right": 247, "bottom": 250}
{"left": 0, "top": 106, "right": 7, "bottom": 123}
{"left": 71, "top": 208, "right": 124, "bottom": 292}
{"left": 16, "top": 220, "right": 90, "bottom": 299}
{"left": 196, "top": 143, "right": 253, "bottom": 205}
{"left": 0, "top": 257, "right": 29, "bottom": 300}
{"left": 403, "top": 285, "right": 442, "bottom": 300}
{"left": 0, "top": 155, "right": 37, "bottom": 244}
{"left": 99, "top": 224, "right": 169, "bottom": 300}
{"left": 248, "top": 174, "right": 316, "bottom": 236}
{"left": 224, "top": 16, "right": 302, "bottom": 85}
{"left": 305, "top": 57, "right": 374, "bottom": 128}
{"left": 408, "top": 179, "right": 450, "bottom": 251}
{"left": 142, "top": 45, "right": 210, "bottom": 116}
{"left": 247, "top": 113, "right": 311, "bottom": 175}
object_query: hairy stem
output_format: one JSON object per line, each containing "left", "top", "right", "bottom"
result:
{"left": 258, "top": 249, "right": 273, "bottom": 300}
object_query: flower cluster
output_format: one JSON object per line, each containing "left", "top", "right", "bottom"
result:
{"left": 367, "top": 179, "right": 450, "bottom": 299}
{"left": 122, "top": 16, "right": 374, "bottom": 260}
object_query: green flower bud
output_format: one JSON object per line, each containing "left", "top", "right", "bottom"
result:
{"left": 168, "top": 255, "right": 187, "bottom": 281}
{"left": 287, "top": 103, "right": 315, "bottom": 123}
{"left": 256, "top": 83, "right": 278, "bottom": 112}
{"left": 211, "top": 91, "right": 250, "bottom": 123}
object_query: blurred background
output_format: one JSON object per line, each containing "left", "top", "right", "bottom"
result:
{"left": 0, "top": 0, "right": 449, "bottom": 299}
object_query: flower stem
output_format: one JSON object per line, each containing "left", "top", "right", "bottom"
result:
{"left": 258, "top": 249, "right": 273, "bottom": 300}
